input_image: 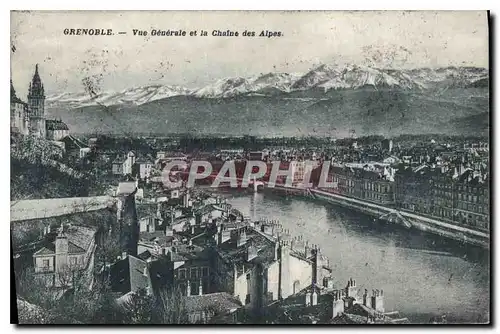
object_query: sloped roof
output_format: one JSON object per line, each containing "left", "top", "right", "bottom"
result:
{"left": 169, "top": 244, "right": 211, "bottom": 262}
{"left": 184, "top": 292, "right": 241, "bottom": 314}
{"left": 33, "top": 225, "right": 96, "bottom": 256}
{"left": 117, "top": 182, "right": 137, "bottom": 196}
{"left": 46, "top": 119, "right": 69, "bottom": 131}
{"left": 33, "top": 245, "right": 55, "bottom": 256}
{"left": 64, "top": 225, "right": 97, "bottom": 251}
{"left": 109, "top": 255, "right": 151, "bottom": 296}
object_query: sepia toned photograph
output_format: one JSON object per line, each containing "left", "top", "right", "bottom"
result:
{"left": 10, "top": 10, "right": 490, "bottom": 325}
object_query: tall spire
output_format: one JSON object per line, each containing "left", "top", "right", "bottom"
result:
{"left": 28, "top": 63, "right": 44, "bottom": 98}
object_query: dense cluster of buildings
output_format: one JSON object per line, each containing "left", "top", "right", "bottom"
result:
{"left": 103, "top": 183, "right": 337, "bottom": 322}
{"left": 19, "top": 172, "right": 401, "bottom": 323}
{"left": 103, "top": 134, "right": 489, "bottom": 236}
{"left": 317, "top": 158, "right": 489, "bottom": 233}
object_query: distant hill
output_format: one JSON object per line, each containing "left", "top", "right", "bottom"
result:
{"left": 45, "top": 64, "right": 489, "bottom": 137}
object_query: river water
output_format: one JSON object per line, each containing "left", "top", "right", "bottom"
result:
{"left": 218, "top": 190, "right": 490, "bottom": 324}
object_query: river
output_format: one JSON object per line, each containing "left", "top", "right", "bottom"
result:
{"left": 217, "top": 190, "right": 490, "bottom": 324}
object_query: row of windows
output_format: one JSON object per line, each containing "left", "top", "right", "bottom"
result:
{"left": 42, "top": 256, "right": 81, "bottom": 269}
{"left": 402, "top": 203, "right": 489, "bottom": 228}
{"left": 364, "top": 192, "right": 390, "bottom": 202}
{"left": 456, "top": 185, "right": 488, "bottom": 195}
{"left": 177, "top": 279, "right": 210, "bottom": 296}
{"left": 178, "top": 267, "right": 210, "bottom": 280}
{"left": 457, "top": 202, "right": 488, "bottom": 214}
{"left": 433, "top": 190, "right": 453, "bottom": 199}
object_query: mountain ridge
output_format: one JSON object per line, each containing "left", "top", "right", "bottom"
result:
{"left": 46, "top": 64, "right": 488, "bottom": 108}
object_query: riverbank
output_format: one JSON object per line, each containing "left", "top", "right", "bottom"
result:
{"left": 260, "top": 186, "right": 489, "bottom": 249}
{"left": 221, "top": 190, "right": 489, "bottom": 324}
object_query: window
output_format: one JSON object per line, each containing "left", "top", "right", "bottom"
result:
{"left": 202, "top": 267, "right": 209, "bottom": 277}
{"left": 70, "top": 257, "right": 77, "bottom": 266}
{"left": 179, "top": 269, "right": 186, "bottom": 279}
{"left": 43, "top": 259, "right": 49, "bottom": 269}
{"left": 191, "top": 268, "right": 198, "bottom": 279}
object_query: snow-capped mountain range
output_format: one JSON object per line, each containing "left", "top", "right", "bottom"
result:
{"left": 46, "top": 64, "right": 488, "bottom": 108}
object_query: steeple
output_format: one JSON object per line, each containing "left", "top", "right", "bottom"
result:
{"left": 27, "top": 63, "right": 46, "bottom": 138}
{"left": 28, "top": 63, "right": 44, "bottom": 98}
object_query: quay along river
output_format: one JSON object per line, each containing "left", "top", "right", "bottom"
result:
{"left": 216, "top": 190, "right": 490, "bottom": 324}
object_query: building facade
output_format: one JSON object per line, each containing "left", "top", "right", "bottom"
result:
{"left": 32, "top": 224, "right": 97, "bottom": 288}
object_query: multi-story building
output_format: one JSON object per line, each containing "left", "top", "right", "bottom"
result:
{"left": 394, "top": 165, "right": 433, "bottom": 215}
{"left": 32, "top": 223, "right": 97, "bottom": 288}
{"left": 429, "top": 166, "right": 455, "bottom": 221}
{"left": 10, "top": 81, "right": 29, "bottom": 135}
{"left": 212, "top": 222, "right": 332, "bottom": 312}
{"left": 326, "top": 163, "right": 395, "bottom": 206}
{"left": 453, "top": 169, "right": 489, "bottom": 231}
{"left": 394, "top": 163, "right": 490, "bottom": 232}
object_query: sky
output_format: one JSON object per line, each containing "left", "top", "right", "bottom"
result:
{"left": 10, "top": 10, "right": 489, "bottom": 97}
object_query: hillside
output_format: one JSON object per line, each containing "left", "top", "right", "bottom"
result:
{"left": 47, "top": 87, "right": 489, "bottom": 137}
{"left": 10, "top": 136, "right": 91, "bottom": 200}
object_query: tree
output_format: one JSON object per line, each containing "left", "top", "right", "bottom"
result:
{"left": 122, "top": 288, "right": 155, "bottom": 324}
{"left": 121, "top": 287, "right": 189, "bottom": 324}
{"left": 152, "top": 287, "right": 189, "bottom": 324}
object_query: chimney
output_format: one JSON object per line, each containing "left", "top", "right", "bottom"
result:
{"left": 311, "top": 290, "right": 318, "bottom": 306}
{"left": 332, "top": 290, "right": 345, "bottom": 318}
{"left": 363, "top": 289, "right": 368, "bottom": 306}
{"left": 55, "top": 231, "right": 69, "bottom": 273}
{"left": 156, "top": 202, "right": 162, "bottom": 218}
{"left": 237, "top": 229, "right": 247, "bottom": 247}
{"left": 189, "top": 239, "right": 193, "bottom": 246}
{"left": 122, "top": 251, "right": 128, "bottom": 259}
{"left": 165, "top": 225, "right": 173, "bottom": 237}
{"left": 305, "top": 291, "right": 312, "bottom": 306}
{"left": 311, "top": 248, "right": 318, "bottom": 285}
{"left": 246, "top": 241, "right": 258, "bottom": 261}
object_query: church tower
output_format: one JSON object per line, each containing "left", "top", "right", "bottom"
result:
{"left": 27, "top": 64, "right": 46, "bottom": 138}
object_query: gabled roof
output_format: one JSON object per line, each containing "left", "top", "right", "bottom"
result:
{"left": 33, "top": 245, "right": 55, "bottom": 256}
